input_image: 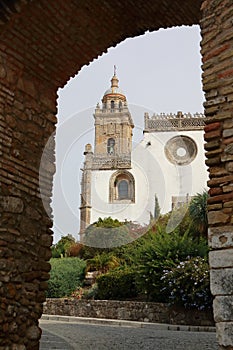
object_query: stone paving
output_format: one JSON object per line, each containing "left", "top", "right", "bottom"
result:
{"left": 40, "top": 319, "right": 218, "bottom": 350}
{"left": 40, "top": 328, "right": 73, "bottom": 350}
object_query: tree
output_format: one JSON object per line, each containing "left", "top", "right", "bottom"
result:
{"left": 82, "top": 217, "right": 141, "bottom": 248}
{"left": 189, "top": 190, "right": 209, "bottom": 239}
{"left": 154, "top": 194, "right": 161, "bottom": 220}
{"left": 47, "top": 258, "right": 86, "bottom": 298}
{"left": 66, "top": 242, "right": 83, "bottom": 257}
{"left": 86, "top": 252, "right": 120, "bottom": 275}
{"left": 51, "top": 234, "right": 76, "bottom": 258}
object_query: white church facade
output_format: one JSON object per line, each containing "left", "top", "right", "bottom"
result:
{"left": 79, "top": 70, "right": 208, "bottom": 234}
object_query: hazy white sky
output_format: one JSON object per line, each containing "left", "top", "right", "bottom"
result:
{"left": 50, "top": 25, "right": 204, "bottom": 243}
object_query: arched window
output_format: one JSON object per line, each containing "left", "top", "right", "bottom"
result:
{"left": 111, "top": 100, "right": 115, "bottom": 110}
{"left": 109, "top": 171, "right": 135, "bottom": 203}
{"left": 107, "top": 138, "right": 115, "bottom": 155}
{"left": 119, "top": 101, "right": 122, "bottom": 110}
{"left": 118, "top": 180, "right": 128, "bottom": 199}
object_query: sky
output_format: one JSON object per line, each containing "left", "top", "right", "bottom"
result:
{"left": 47, "top": 25, "right": 204, "bottom": 243}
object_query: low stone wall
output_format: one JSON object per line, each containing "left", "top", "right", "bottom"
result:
{"left": 43, "top": 299, "right": 214, "bottom": 326}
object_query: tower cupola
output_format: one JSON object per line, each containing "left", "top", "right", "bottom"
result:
{"left": 102, "top": 66, "right": 127, "bottom": 106}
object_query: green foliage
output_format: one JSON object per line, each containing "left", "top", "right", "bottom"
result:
{"left": 82, "top": 217, "right": 145, "bottom": 248}
{"left": 50, "top": 199, "right": 211, "bottom": 310}
{"left": 47, "top": 258, "right": 86, "bottom": 298}
{"left": 51, "top": 234, "right": 76, "bottom": 258}
{"left": 86, "top": 253, "right": 120, "bottom": 274}
{"left": 94, "top": 217, "right": 123, "bottom": 228}
{"left": 83, "top": 284, "right": 99, "bottom": 300}
{"left": 161, "top": 257, "right": 213, "bottom": 310}
{"left": 189, "top": 190, "right": 209, "bottom": 239}
{"left": 154, "top": 194, "right": 161, "bottom": 220}
{"left": 135, "top": 228, "right": 209, "bottom": 301}
{"left": 165, "top": 204, "right": 190, "bottom": 235}
{"left": 96, "top": 269, "right": 138, "bottom": 300}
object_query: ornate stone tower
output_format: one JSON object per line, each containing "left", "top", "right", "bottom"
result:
{"left": 80, "top": 68, "right": 134, "bottom": 234}
{"left": 92, "top": 67, "right": 134, "bottom": 170}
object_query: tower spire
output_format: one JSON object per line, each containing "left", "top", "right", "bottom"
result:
{"left": 111, "top": 66, "right": 119, "bottom": 88}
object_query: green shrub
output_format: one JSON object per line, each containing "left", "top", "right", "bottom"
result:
{"left": 161, "top": 257, "right": 212, "bottom": 310}
{"left": 136, "top": 228, "right": 209, "bottom": 301}
{"left": 82, "top": 217, "right": 146, "bottom": 249}
{"left": 83, "top": 284, "right": 99, "bottom": 300}
{"left": 86, "top": 253, "right": 120, "bottom": 274}
{"left": 96, "top": 269, "right": 138, "bottom": 300}
{"left": 47, "top": 258, "right": 86, "bottom": 298}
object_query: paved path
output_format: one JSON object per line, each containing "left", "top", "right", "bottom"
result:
{"left": 39, "top": 317, "right": 218, "bottom": 350}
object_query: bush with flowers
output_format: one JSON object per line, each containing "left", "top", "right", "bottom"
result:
{"left": 161, "top": 257, "right": 212, "bottom": 310}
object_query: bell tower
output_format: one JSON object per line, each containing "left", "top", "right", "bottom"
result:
{"left": 80, "top": 68, "right": 134, "bottom": 235}
{"left": 93, "top": 67, "right": 134, "bottom": 169}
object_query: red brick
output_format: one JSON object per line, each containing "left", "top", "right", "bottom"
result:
{"left": 204, "top": 129, "right": 222, "bottom": 141}
{"left": 203, "top": 43, "right": 230, "bottom": 62}
{"left": 204, "top": 122, "right": 221, "bottom": 132}
{"left": 218, "top": 68, "right": 233, "bottom": 79}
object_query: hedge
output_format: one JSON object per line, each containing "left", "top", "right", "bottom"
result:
{"left": 47, "top": 258, "right": 86, "bottom": 298}
{"left": 96, "top": 269, "right": 138, "bottom": 300}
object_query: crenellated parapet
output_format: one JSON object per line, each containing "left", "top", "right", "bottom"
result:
{"left": 144, "top": 111, "right": 206, "bottom": 132}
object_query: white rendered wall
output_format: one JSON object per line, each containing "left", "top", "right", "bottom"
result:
{"left": 91, "top": 162, "right": 151, "bottom": 225}
{"left": 90, "top": 130, "right": 208, "bottom": 226}
{"left": 136, "top": 130, "right": 208, "bottom": 214}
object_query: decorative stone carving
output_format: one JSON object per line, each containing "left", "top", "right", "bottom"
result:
{"left": 144, "top": 112, "right": 205, "bottom": 132}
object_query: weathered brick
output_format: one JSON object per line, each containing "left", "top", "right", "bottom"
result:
{"left": 223, "top": 201, "right": 233, "bottom": 208}
{"left": 203, "top": 43, "right": 230, "bottom": 62}
{"left": 209, "top": 187, "right": 223, "bottom": 196}
{"left": 223, "top": 129, "right": 233, "bottom": 138}
{"left": 208, "top": 175, "right": 233, "bottom": 187}
{"left": 208, "top": 210, "right": 230, "bottom": 225}
{"left": 204, "top": 121, "right": 221, "bottom": 132}
{"left": 208, "top": 192, "right": 233, "bottom": 204}
{"left": 223, "top": 136, "right": 233, "bottom": 145}
{"left": 0, "top": 196, "right": 24, "bottom": 213}
{"left": 204, "top": 139, "right": 221, "bottom": 151}
{"left": 208, "top": 203, "right": 223, "bottom": 211}
{"left": 224, "top": 144, "right": 233, "bottom": 154}
{"left": 226, "top": 162, "right": 233, "bottom": 172}
{"left": 204, "top": 129, "right": 222, "bottom": 141}
{"left": 222, "top": 154, "right": 233, "bottom": 162}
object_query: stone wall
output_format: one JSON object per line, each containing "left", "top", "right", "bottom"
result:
{"left": 0, "top": 56, "right": 57, "bottom": 349}
{"left": 201, "top": 1, "right": 233, "bottom": 349}
{"left": 43, "top": 299, "right": 214, "bottom": 327}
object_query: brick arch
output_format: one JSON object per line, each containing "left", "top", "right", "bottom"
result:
{"left": 0, "top": 1, "right": 233, "bottom": 349}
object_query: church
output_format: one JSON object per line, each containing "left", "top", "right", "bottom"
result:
{"left": 79, "top": 69, "right": 208, "bottom": 234}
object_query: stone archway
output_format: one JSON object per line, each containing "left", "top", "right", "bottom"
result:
{"left": 0, "top": 1, "right": 232, "bottom": 349}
